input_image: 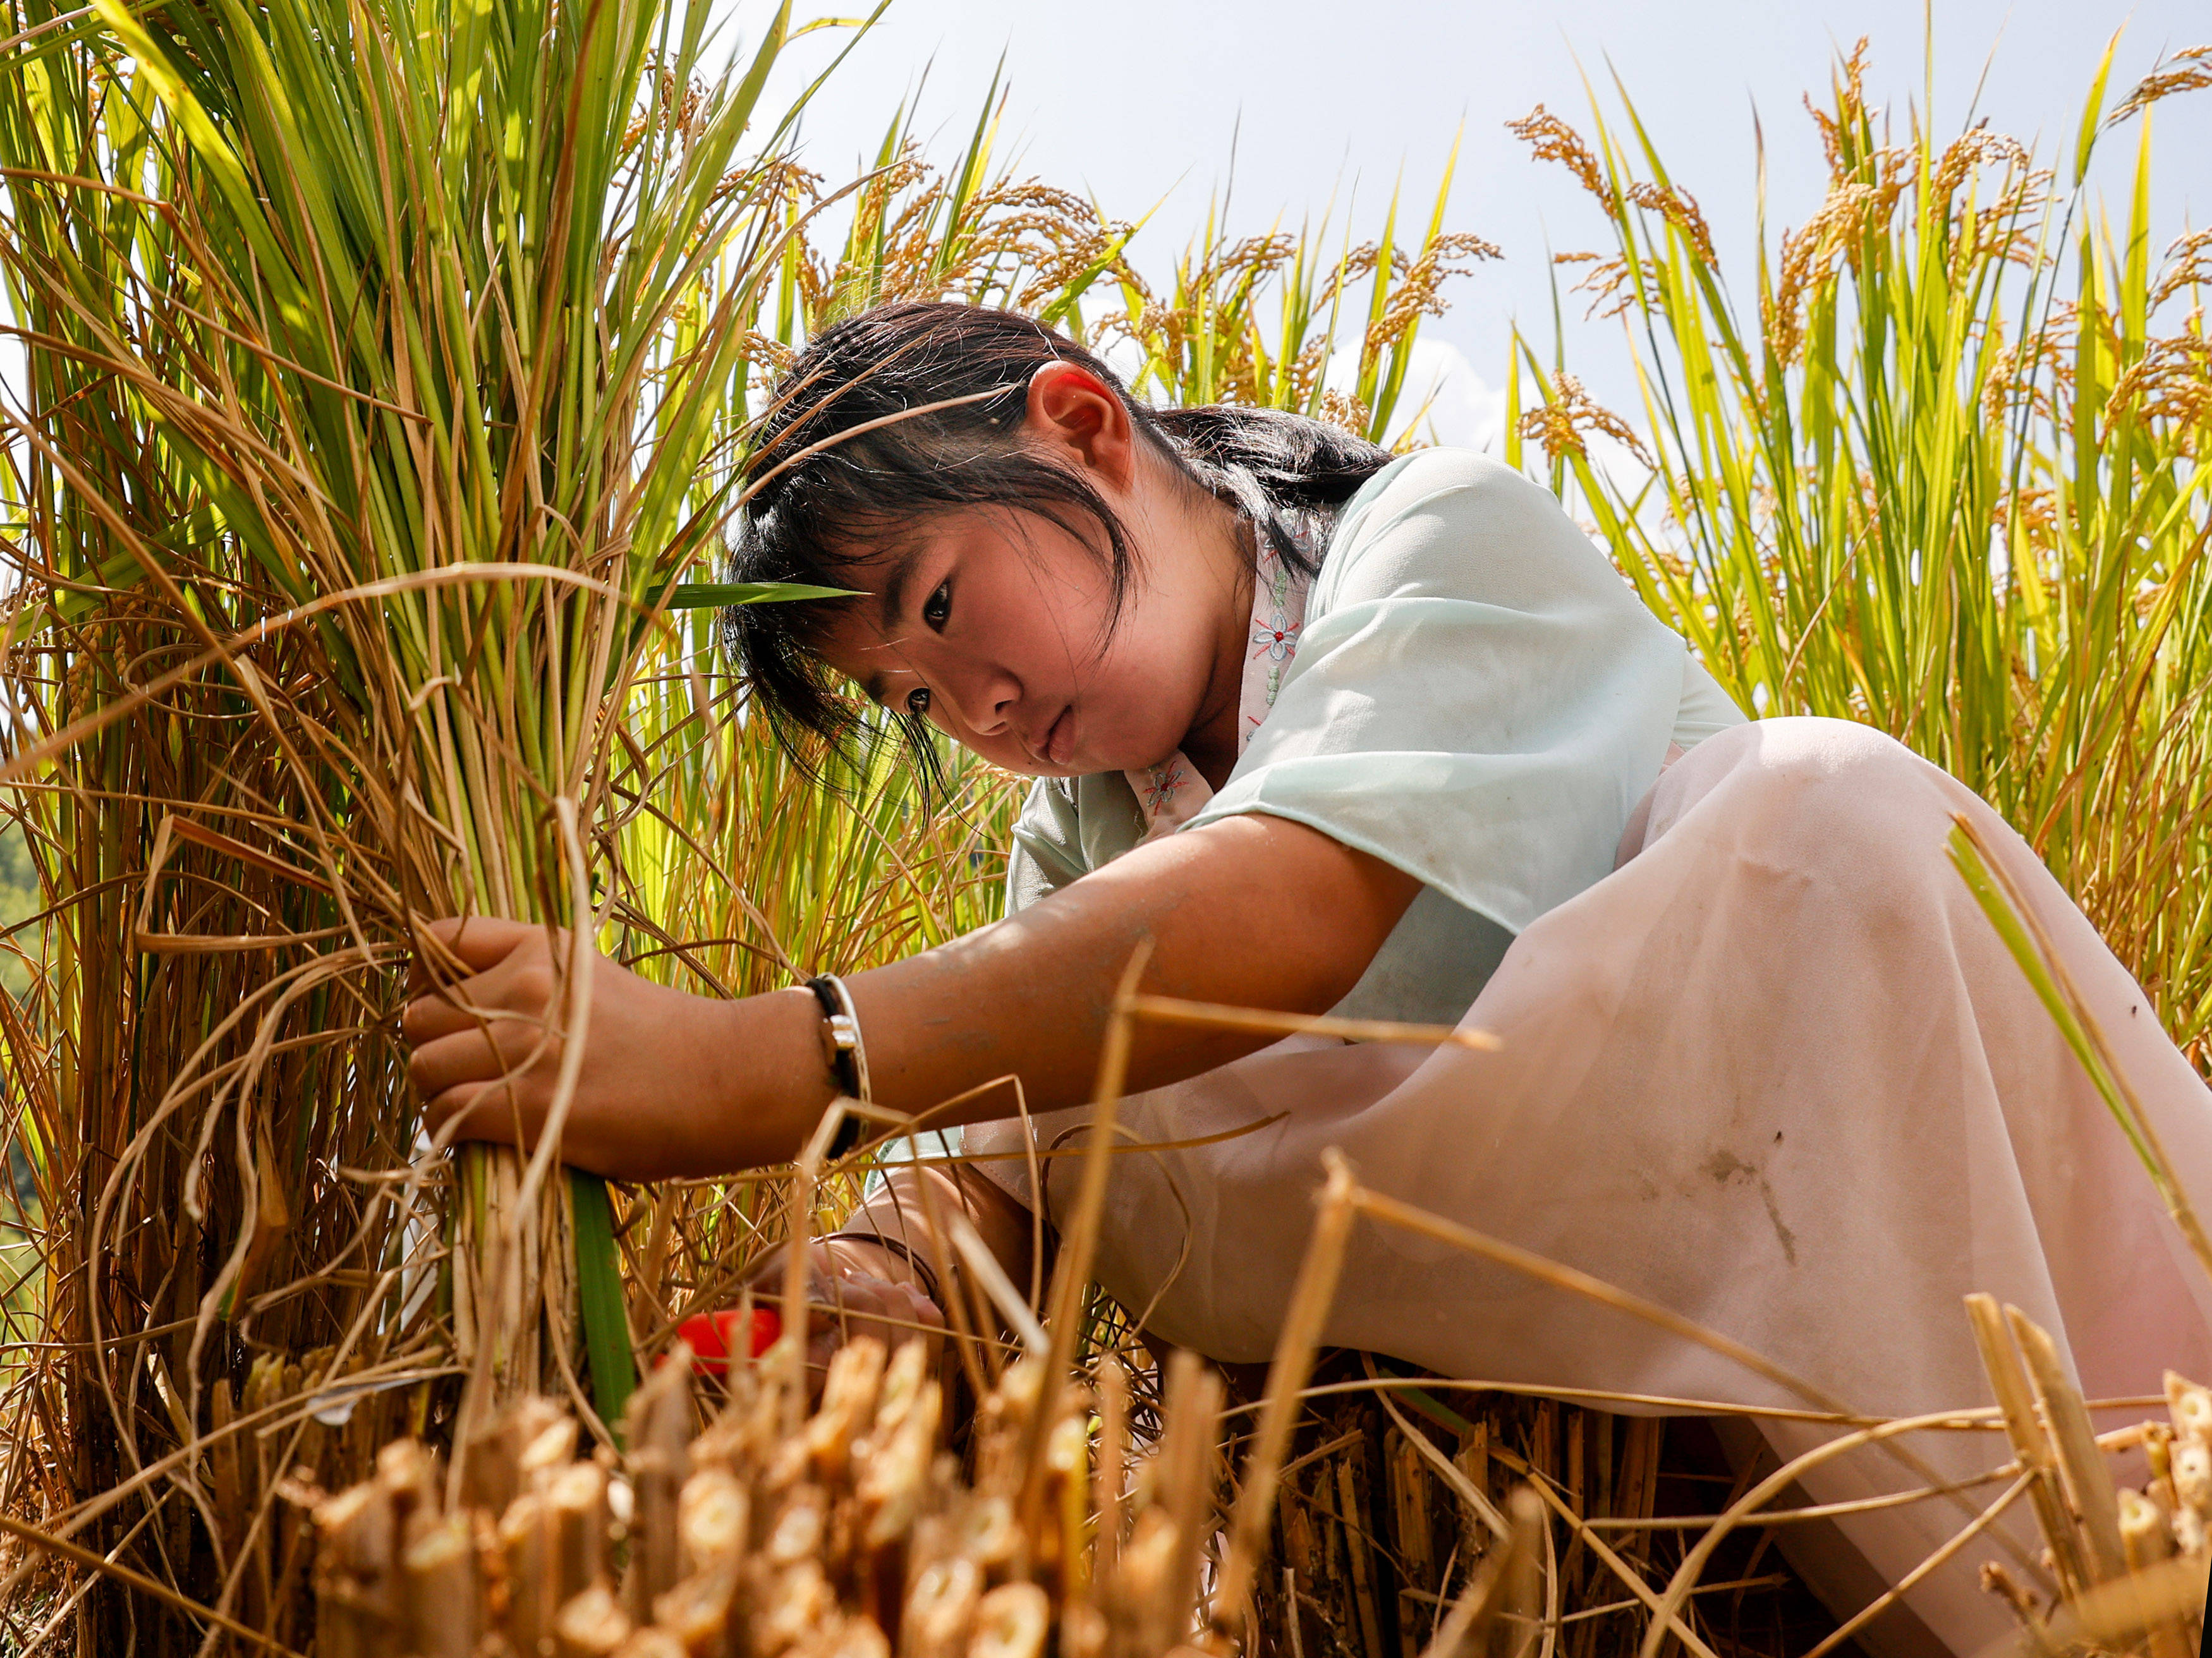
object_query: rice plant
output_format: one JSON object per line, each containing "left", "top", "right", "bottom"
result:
{"left": 0, "top": 0, "right": 855, "bottom": 1637}
{"left": 1508, "top": 40, "right": 2212, "bottom": 1069}
{"left": 6, "top": 0, "right": 2203, "bottom": 1648}
{"left": 1095, "top": 166, "right": 1499, "bottom": 447}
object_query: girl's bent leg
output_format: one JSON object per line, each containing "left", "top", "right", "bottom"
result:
{"left": 1012, "top": 715, "right": 2212, "bottom": 1655}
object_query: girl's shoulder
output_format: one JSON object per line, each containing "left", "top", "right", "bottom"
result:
{"left": 1334, "top": 446, "right": 1543, "bottom": 535}
{"left": 1318, "top": 446, "right": 1622, "bottom": 614}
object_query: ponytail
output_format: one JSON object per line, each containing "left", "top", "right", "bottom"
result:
{"left": 1152, "top": 403, "right": 1393, "bottom": 566}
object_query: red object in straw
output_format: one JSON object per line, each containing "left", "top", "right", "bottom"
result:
{"left": 670, "top": 1306, "right": 781, "bottom": 1376}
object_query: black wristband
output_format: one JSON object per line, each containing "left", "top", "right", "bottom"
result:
{"left": 805, "top": 976, "right": 867, "bottom": 1158}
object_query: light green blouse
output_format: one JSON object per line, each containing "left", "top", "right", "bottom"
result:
{"left": 1004, "top": 449, "right": 1744, "bottom": 1024}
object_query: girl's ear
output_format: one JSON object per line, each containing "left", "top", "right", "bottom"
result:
{"left": 1025, "top": 361, "right": 1137, "bottom": 488}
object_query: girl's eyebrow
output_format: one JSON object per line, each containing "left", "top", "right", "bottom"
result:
{"left": 875, "top": 544, "right": 925, "bottom": 630}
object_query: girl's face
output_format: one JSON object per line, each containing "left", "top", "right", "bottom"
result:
{"left": 811, "top": 366, "right": 1252, "bottom": 780}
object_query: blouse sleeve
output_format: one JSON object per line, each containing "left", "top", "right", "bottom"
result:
{"left": 1182, "top": 449, "right": 1692, "bottom": 935}
{"left": 1006, "top": 777, "right": 1086, "bottom": 914}
{"left": 1004, "top": 772, "right": 1149, "bottom": 914}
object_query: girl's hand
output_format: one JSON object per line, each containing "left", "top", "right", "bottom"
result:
{"left": 402, "top": 917, "right": 823, "bottom": 1180}
{"left": 789, "top": 1237, "right": 947, "bottom": 1386}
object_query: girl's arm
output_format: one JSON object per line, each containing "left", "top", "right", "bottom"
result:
{"left": 404, "top": 811, "right": 1419, "bottom": 1180}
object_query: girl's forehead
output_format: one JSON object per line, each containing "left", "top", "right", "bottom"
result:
{"left": 809, "top": 535, "right": 928, "bottom": 634}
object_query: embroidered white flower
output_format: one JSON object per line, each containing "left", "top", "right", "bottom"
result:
{"left": 1252, "top": 609, "right": 1301, "bottom": 662}
{"left": 1141, "top": 759, "right": 1190, "bottom": 816}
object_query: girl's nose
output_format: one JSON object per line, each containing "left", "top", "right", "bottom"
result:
{"left": 936, "top": 662, "right": 1019, "bottom": 738}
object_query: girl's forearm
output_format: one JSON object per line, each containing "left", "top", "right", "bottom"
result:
{"left": 412, "top": 816, "right": 1415, "bottom": 1179}
{"left": 734, "top": 814, "right": 1416, "bottom": 1157}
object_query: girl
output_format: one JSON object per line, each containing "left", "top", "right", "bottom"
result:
{"left": 403, "top": 302, "right": 2212, "bottom": 1656}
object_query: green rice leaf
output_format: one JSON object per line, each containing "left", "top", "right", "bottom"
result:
{"left": 571, "top": 1170, "right": 636, "bottom": 1440}
{"left": 652, "top": 581, "right": 860, "bottom": 610}
{"left": 1947, "top": 819, "right": 2212, "bottom": 1285}
{"left": 2074, "top": 27, "right": 2123, "bottom": 186}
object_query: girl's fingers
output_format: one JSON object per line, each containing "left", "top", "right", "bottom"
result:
{"left": 751, "top": 1249, "right": 948, "bottom": 1391}
{"left": 407, "top": 1020, "right": 548, "bottom": 1103}
{"left": 406, "top": 1029, "right": 493, "bottom": 1101}
{"left": 848, "top": 1278, "right": 945, "bottom": 1347}
{"left": 402, "top": 989, "right": 550, "bottom": 1050}
{"left": 805, "top": 1269, "right": 944, "bottom": 1350}
{"left": 406, "top": 917, "right": 562, "bottom": 1007}
{"left": 421, "top": 1080, "right": 535, "bottom": 1153}
{"left": 420, "top": 915, "right": 543, "bottom": 972}
{"left": 402, "top": 991, "right": 497, "bottom": 1046}
{"left": 402, "top": 945, "right": 557, "bottom": 1044}
{"left": 906, "top": 1283, "right": 947, "bottom": 1330}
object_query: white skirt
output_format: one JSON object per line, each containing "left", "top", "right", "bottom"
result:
{"left": 965, "top": 717, "right": 2212, "bottom": 1655}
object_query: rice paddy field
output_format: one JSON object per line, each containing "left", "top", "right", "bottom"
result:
{"left": 0, "top": 0, "right": 2204, "bottom": 1650}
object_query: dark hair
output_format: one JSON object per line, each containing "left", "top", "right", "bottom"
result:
{"left": 727, "top": 301, "right": 1393, "bottom": 759}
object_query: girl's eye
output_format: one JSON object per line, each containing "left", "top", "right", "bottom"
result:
{"left": 906, "top": 687, "right": 932, "bottom": 718}
{"left": 922, "top": 579, "right": 951, "bottom": 629}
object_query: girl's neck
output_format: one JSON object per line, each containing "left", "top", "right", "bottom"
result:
{"left": 1177, "top": 497, "right": 1260, "bottom": 790}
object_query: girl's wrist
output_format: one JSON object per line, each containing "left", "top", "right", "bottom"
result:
{"left": 703, "top": 985, "right": 839, "bottom": 1171}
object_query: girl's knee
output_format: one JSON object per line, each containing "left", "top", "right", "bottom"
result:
{"left": 1746, "top": 717, "right": 1924, "bottom": 791}
{"left": 1682, "top": 717, "right": 1949, "bottom": 852}
{"left": 1766, "top": 723, "right": 1966, "bottom": 874}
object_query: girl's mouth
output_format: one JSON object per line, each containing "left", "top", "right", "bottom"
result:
{"left": 1044, "top": 706, "right": 1075, "bottom": 768}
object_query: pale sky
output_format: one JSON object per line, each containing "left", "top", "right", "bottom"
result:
{"left": 739, "top": 0, "right": 2210, "bottom": 448}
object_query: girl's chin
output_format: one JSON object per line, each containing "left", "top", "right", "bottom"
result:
{"left": 1075, "top": 708, "right": 1200, "bottom": 775}
{"left": 963, "top": 711, "right": 1195, "bottom": 780}
{"left": 989, "top": 749, "right": 1160, "bottom": 782}
{"left": 1099, "top": 730, "right": 1208, "bottom": 776}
